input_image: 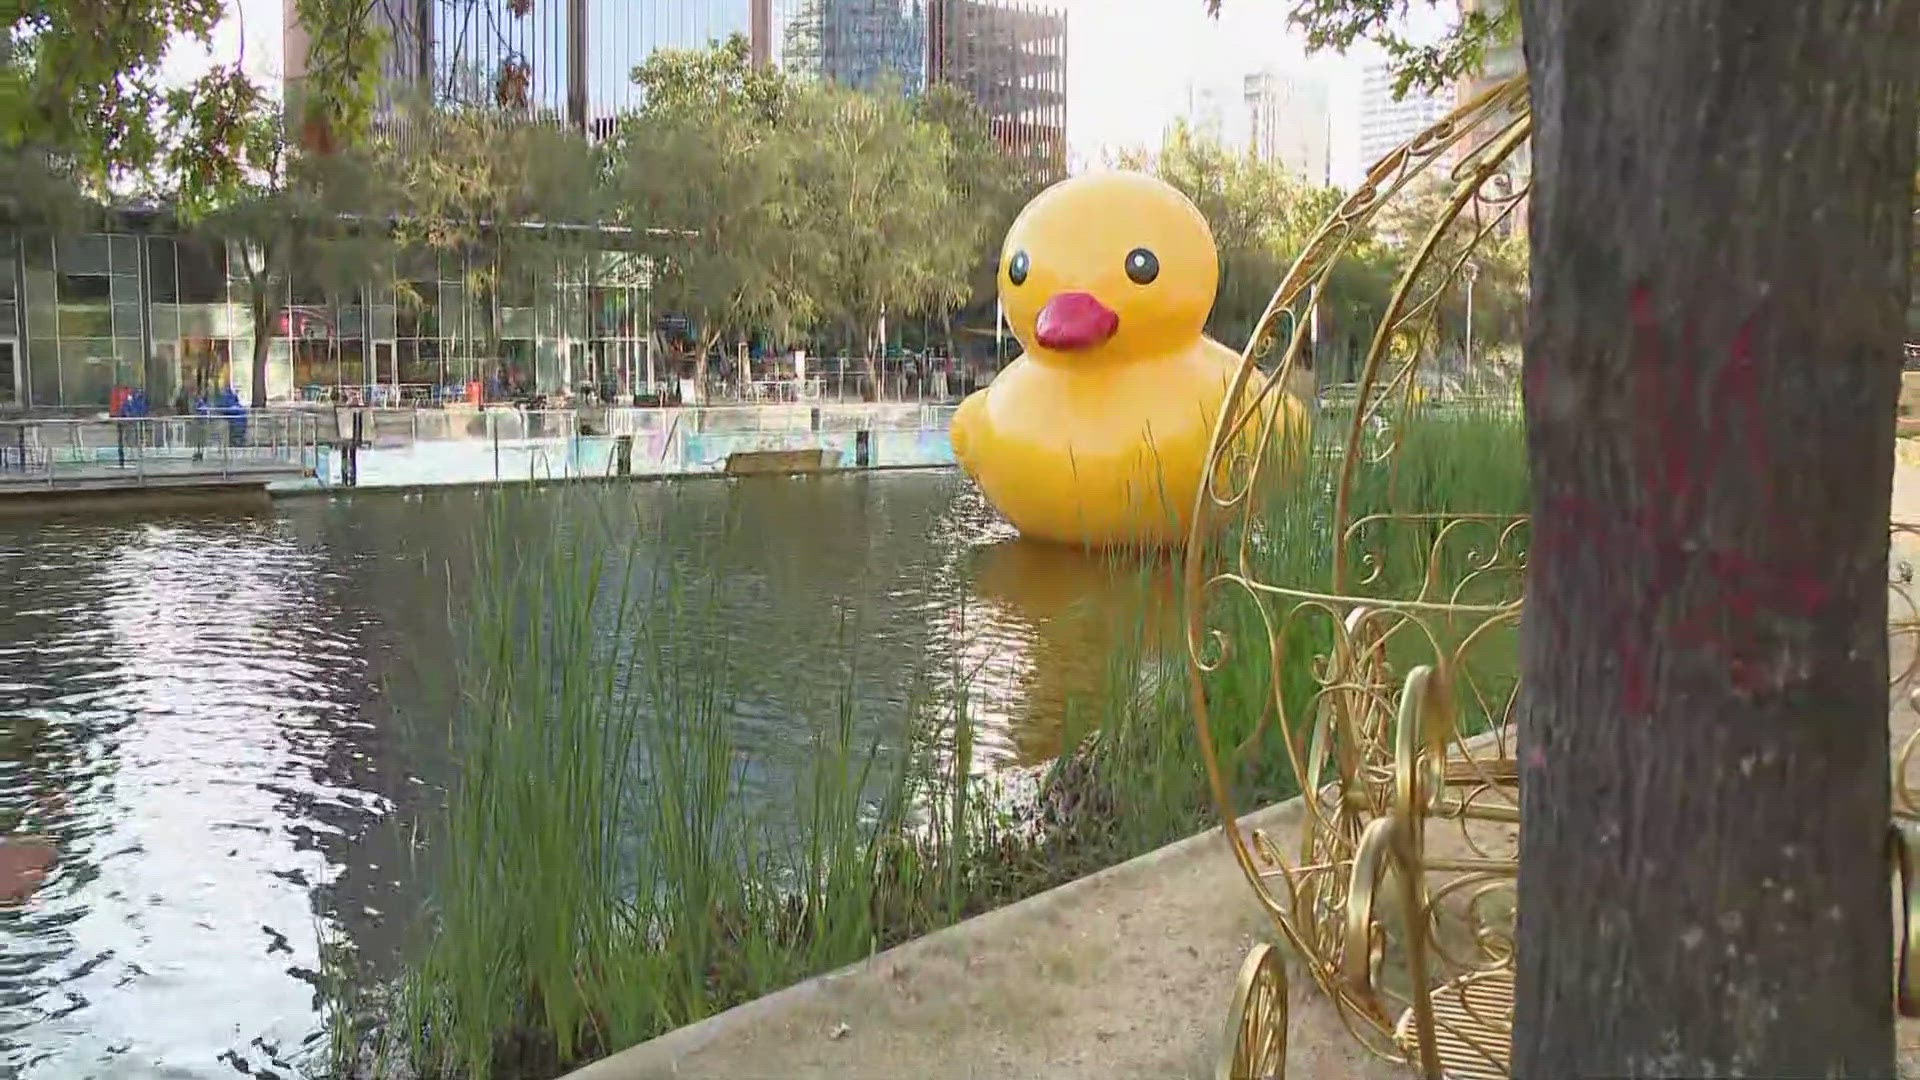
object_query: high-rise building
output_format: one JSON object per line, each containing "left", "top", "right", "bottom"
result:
{"left": 1357, "top": 60, "right": 1452, "bottom": 171}
{"left": 1452, "top": 0, "right": 1528, "bottom": 229}
{"left": 768, "top": 1, "right": 929, "bottom": 92}
{"left": 770, "top": 0, "right": 1067, "bottom": 168}
{"left": 288, "top": 0, "right": 1064, "bottom": 162}
{"left": 1172, "top": 68, "right": 1329, "bottom": 186}
{"left": 1243, "top": 69, "right": 1330, "bottom": 185}
{"left": 1456, "top": 0, "right": 1523, "bottom": 107}
{"left": 285, "top": 0, "right": 757, "bottom": 134}
{"left": 928, "top": 0, "right": 1066, "bottom": 167}
{"left": 1179, "top": 81, "right": 1230, "bottom": 146}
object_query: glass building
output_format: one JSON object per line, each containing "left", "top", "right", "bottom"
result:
{"left": 768, "top": 0, "right": 1066, "bottom": 167}
{"left": 289, "top": 1, "right": 757, "bottom": 132}
{"left": 586, "top": 0, "right": 756, "bottom": 125}
{"left": 0, "top": 223, "right": 660, "bottom": 411}
{"left": 770, "top": 1, "right": 929, "bottom": 93}
{"left": 929, "top": 0, "right": 1067, "bottom": 168}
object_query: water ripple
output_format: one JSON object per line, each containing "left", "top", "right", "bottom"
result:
{"left": 0, "top": 474, "right": 1152, "bottom": 1076}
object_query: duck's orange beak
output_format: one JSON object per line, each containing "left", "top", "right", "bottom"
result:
{"left": 1035, "top": 292, "right": 1119, "bottom": 351}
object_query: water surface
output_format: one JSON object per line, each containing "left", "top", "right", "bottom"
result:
{"left": 0, "top": 473, "right": 1166, "bottom": 1077}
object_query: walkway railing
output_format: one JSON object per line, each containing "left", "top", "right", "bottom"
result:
{"left": 0, "top": 413, "right": 324, "bottom": 487}
{"left": 596, "top": 402, "right": 957, "bottom": 438}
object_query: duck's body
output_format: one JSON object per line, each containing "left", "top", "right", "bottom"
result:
{"left": 952, "top": 336, "right": 1245, "bottom": 547}
{"left": 950, "top": 170, "right": 1304, "bottom": 549}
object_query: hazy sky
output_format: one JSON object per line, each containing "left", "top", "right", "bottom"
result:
{"left": 158, "top": 0, "right": 1449, "bottom": 187}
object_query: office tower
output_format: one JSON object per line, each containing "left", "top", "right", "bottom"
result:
{"left": 768, "top": 0, "right": 929, "bottom": 91}
{"left": 1179, "top": 80, "right": 1230, "bottom": 146}
{"left": 927, "top": 0, "right": 1066, "bottom": 167}
{"left": 769, "top": 0, "right": 1067, "bottom": 168}
{"left": 1456, "top": 0, "right": 1522, "bottom": 107}
{"left": 1173, "top": 68, "right": 1329, "bottom": 187}
{"left": 286, "top": 0, "right": 757, "bottom": 134}
{"left": 1356, "top": 60, "right": 1452, "bottom": 170}
{"left": 1243, "top": 68, "right": 1330, "bottom": 185}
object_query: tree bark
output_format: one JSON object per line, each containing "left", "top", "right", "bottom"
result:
{"left": 250, "top": 287, "right": 277, "bottom": 410}
{"left": 1514, "top": 0, "right": 1919, "bottom": 1075}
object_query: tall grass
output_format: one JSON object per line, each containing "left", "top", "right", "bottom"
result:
{"left": 1033, "top": 399, "right": 1530, "bottom": 874}
{"left": 335, "top": 403, "right": 1529, "bottom": 1079}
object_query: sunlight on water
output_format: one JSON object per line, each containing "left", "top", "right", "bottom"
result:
{"left": 0, "top": 473, "right": 1158, "bottom": 1076}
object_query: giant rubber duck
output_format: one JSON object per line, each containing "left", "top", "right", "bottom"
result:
{"left": 949, "top": 171, "right": 1302, "bottom": 548}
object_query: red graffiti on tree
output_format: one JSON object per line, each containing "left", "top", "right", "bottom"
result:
{"left": 1533, "top": 285, "right": 1828, "bottom": 713}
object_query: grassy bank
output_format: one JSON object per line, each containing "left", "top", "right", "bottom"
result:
{"left": 327, "top": 401, "right": 1529, "bottom": 1079}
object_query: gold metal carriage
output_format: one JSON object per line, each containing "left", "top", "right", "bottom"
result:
{"left": 1185, "top": 74, "right": 1920, "bottom": 1080}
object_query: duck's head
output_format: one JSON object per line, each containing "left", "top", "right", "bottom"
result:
{"left": 998, "top": 171, "right": 1219, "bottom": 365}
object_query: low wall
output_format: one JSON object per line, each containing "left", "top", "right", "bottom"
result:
{"left": 280, "top": 424, "right": 956, "bottom": 493}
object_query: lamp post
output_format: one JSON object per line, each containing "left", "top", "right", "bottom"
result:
{"left": 644, "top": 257, "right": 655, "bottom": 399}
{"left": 1464, "top": 260, "right": 1481, "bottom": 376}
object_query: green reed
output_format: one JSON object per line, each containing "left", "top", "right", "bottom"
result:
{"left": 340, "top": 402, "right": 1529, "bottom": 1079}
{"left": 1034, "top": 399, "right": 1531, "bottom": 871}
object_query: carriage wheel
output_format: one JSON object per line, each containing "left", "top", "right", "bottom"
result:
{"left": 1217, "top": 942, "right": 1289, "bottom": 1080}
{"left": 1291, "top": 687, "right": 1398, "bottom": 978}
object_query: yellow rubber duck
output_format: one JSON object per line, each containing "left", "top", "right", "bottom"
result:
{"left": 950, "top": 171, "right": 1303, "bottom": 548}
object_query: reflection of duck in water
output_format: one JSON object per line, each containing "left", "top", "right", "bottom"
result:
{"left": 0, "top": 779, "right": 62, "bottom": 906}
{"left": 964, "top": 540, "right": 1178, "bottom": 764}
{"left": 0, "top": 836, "right": 54, "bottom": 903}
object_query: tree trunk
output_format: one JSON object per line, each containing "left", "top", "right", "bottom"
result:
{"left": 863, "top": 323, "right": 881, "bottom": 402}
{"left": 250, "top": 288, "right": 278, "bottom": 410}
{"left": 1513, "top": 0, "right": 1918, "bottom": 1075}
{"left": 694, "top": 327, "right": 719, "bottom": 404}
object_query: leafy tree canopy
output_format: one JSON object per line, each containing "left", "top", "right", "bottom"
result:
{"left": 631, "top": 33, "right": 791, "bottom": 126}
{"left": 2, "top": 0, "right": 276, "bottom": 195}
{"left": 1203, "top": 0, "right": 1519, "bottom": 98}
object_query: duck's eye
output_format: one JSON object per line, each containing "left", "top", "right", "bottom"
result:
{"left": 1007, "top": 250, "right": 1030, "bottom": 286}
{"left": 1125, "top": 248, "right": 1160, "bottom": 285}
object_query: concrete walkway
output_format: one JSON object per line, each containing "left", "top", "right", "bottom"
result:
{"left": 562, "top": 793, "right": 1401, "bottom": 1080}
{"left": 560, "top": 451, "right": 1920, "bottom": 1080}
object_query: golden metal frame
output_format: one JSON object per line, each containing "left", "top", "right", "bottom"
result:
{"left": 1218, "top": 943, "right": 1289, "bottom": 1080}
{"left": 1189, "top": 72, "right": 1920, "bottom": 1077}
{"left": 1185, "top": 73, "right": 1533, "bottom": 1074}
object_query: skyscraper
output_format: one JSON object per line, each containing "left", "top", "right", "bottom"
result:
{"left": 1243, "top": 68, "right": 1330, "bottom": 185}
{"left": 285, "top": 0, "right": 757, "bottom": 134}
{"left": 1356, "top": 60, "right": 1452, "bottom": 171}
{"left": 1456, "top": 0, "right": 1523, "bottom": 107}
{"left": 928, "top": 0, "right": 1067, "bottom": 167}
{"left": 1179, "top": 80, "right": 1230, "bottom": 146}
{"left": 770, "top": 0, "right": 1067, "bottom": 167}
{"left": 769, "top": 0, "right": 929, "bottom": 92}
{"left": 287, "top": 0, "right": 1065, "bottom": 164}
{"left": 1173, "top": 68, "right": 1330, "bottom": 187}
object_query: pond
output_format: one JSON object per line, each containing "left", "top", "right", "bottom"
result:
{"left": 0, "top": 472, "right": 1171, "bottom": 1078}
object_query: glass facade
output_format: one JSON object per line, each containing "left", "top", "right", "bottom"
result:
{"left": 766, "top": 1, "right": 1068, "bottom": 167}
{"left": 588, "top": 0, "right": 755, "bottom": 126}
{"left": 929, "top": 0, "right": 1068, "bottom": 167}
{"left": 428, "top": 0, "right": 575, "bottom": 116}
{"left": 345, "top": 1, "right": 756, "bottom": 130}
{"left": 0, "top": 233, "right": 20, "bottom": 406}
{"left": 772, "top": 0, "right": 929, "bottom": 93}
{"left": 0, "top": 228, "right": 660, "bottom": 410}
{"left": 19, "top": 233, "right": 151, "bottom": 409}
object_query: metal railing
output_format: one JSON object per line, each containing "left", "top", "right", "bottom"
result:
{"left": 298, "top": 383, "right": 441, "bottom": 406}
{"left": 0, "top": 413, "right": 324, "bottom": 487}
{"left": 338, "top": 407, "right": 581, "bottom": 444}
{"left": 597, "top": 403, "right": 955, "bottom": 438}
